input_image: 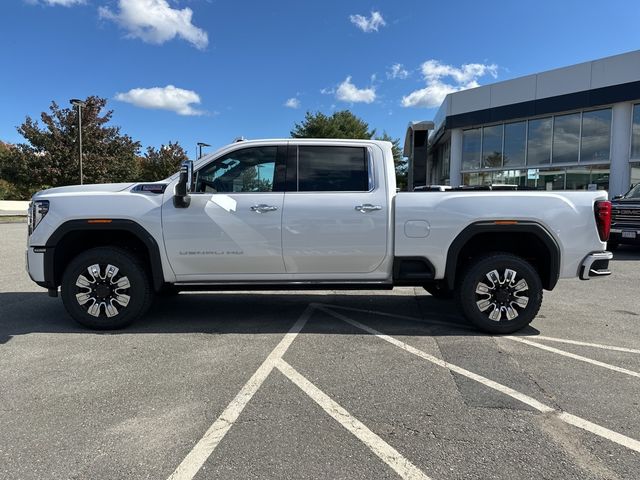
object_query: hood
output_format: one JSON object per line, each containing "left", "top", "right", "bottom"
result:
{"left": 612, "top": 197, "right": 640, "bottom": 207}
{"left": 35, "top": 183, "right": 135, "bottom": 197}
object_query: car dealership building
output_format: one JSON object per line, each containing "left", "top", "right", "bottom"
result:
{"left": 405, "top": 49, "right": 640, "bottom": 197}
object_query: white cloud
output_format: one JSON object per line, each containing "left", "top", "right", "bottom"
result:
{"left": 349, "top": 11, "right": 386, "bottom": 33}
{"left": 284, "top": 97, "right": 300, "bottom": 109}
{"left": 401, "top": 84, "right": 459, "bottom": 109}
{"left": 420, "top": 60, "right": 497, "bottom": 84}
{"left": 115, "top": 85, "right": 204, "bottom": 115}
{"left": 387, "top": 63, "right": 409, "bottom": 80}
{"left": 335, "top": 76, "right": 376, "bottom": 104}
{"left": 99, "top": 0, "right": 208, "bottom": 50}
{"left": 401, "top": 59, "right": 498, "bottom": 108}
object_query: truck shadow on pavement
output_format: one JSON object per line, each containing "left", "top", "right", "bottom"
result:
{"left": 0, "top": 291, "right": 540, "bottom": 345}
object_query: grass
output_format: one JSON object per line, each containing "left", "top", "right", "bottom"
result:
{"left": 0, "top": 215, "right": 27, "bottom": 223}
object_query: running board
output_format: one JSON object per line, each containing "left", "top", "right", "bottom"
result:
{"left": 172, "top": 282, "right": 394, "bottom": 292}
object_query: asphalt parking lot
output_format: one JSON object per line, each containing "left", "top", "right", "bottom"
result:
{"left": 1, "top": 221, "right": 639, "bottom": 480}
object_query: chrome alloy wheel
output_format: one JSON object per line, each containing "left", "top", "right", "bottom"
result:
{"left": 75, "top": 264, "right": 131, "bottom": 318}
{"left": 474, "top": 268, "right": 529, "bottom": 322}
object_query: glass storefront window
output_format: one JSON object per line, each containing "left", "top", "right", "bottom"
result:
{"left": 527, "top": 117, "right": 552, "bottom": 165}
{"left": 552, "top": 113, "right": 580, "bottom": 164}
{"left": 462, "top": 171, "right": 492, "bottom": 186}
{"left": 462, "top": 129, "right": 481, "bottom": 170}
{"left": 454, "top": 107, "right": 614, "bottom": 190}
{"left": 525, "top": 168, "right": 565, "bottom": 190}
{"left": 565, "top": 164, "right": 609, "bottom": 191}
{"left": 630, "top": 163, "right": 640, "bottom": 190}
{"left": 632, "top": 105, "right": 640, "bottom": 159}
{"left": 493, "top": 169, "right": 527, "bottom": 186}
{"left": 482, "top": 125, "right": 503, "bottom": 168}
{"left": 503, "top": 122, "right": 526, "bottom": 167}
{"left": 590, "top": 165, "right": 610, "bottom": 191}
{"left": 439, "top": 140, "right": 450, "bottom": 183}
{"left": 581, "top": 109, "right": 611, "bottom": 162}
{"left": 567, "top": 165, "right": 609, "bottom": 190}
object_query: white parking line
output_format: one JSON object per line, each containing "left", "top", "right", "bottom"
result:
{"left": 166, "top": 305, "right": 314, "bottom": 480}
{"left": 315, "top": 303, "right": 469, "bottom": 330}
{"left": 531, "top": 335, "right": 640, "bottom": 355}
{"left": 321, "top": 303, "right": 640, "bottom": 376}
{"left": 276, "top": 359, "right": 432, "bottom": 480}
{"left": 504, "top": 336, "right": 640, "bottom": 378}
{"left": 317, "top": 306, "right": 552, "bottom": 412}
{"left": 557, "top": 412, "right": 640, "bottom": 452}
{"left": 318, "top": 305, "right": 640, "bottom": 454}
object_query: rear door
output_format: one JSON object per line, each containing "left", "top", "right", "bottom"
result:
{"left": 281, "top": 143, "right": 388, "bottom": 274}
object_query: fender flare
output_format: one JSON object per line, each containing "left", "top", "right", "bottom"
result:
{"left": 444, "top": 221, "right": 561, "bottom": 291}
{"left": 41, "top": 219, "right": 164, "bottom": 291}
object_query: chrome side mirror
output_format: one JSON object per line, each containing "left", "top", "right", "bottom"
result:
{"left": 174, "top": 160, "right": 193, "bottom": 208}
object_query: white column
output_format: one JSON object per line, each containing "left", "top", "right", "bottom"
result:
{"left": 609, "top": 102, "right": 632, "bottom": 197}
{"left": 450, "top": 128, "right": 463, "bottom": 187}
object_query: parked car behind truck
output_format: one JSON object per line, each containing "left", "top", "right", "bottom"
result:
{"left": 26, "top": 139, "right": 613, "bottom": 334}
{"left": 609, "top": 184, "right": 640, "bottom": 248}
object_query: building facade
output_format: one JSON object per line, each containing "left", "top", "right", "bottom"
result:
{"left": 408, "top": 50, "right": 640, "bottom": 197}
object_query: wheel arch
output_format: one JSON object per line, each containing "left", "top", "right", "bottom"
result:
{"left": 42, "top": 219, "right": 164, "bottom": 291}
{"left": 444, "top": 221, "right": 561, "bottom": 291}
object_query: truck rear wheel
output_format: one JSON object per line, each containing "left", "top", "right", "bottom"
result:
{"left": 458, "top": 253, "right": 543, "bottom": 334}
{"left": 61, "top": 247, "right": 153, "bottom": 330}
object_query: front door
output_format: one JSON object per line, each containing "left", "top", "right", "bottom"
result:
{"left": 162, "top": 145, "right": 287, "bottom": 278}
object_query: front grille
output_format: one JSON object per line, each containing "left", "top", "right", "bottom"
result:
{"left": 611, "top": 207, "right": 640, "bottom": 224}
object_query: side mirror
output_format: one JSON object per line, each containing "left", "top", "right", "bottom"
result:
{"left": 174, "top": 160, "right": 193, "bottom": 208}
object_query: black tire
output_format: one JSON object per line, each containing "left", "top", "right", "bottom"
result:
{"left": 61, "top": 247, "right": 153, "bottom": 330}
{"left": 457, "top": 253, "right": 543, "bottom": 334}
{"left": 423, "top": 283, "right": 454, "bottom": 299}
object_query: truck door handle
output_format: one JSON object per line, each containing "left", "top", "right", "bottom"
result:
{"left": 355, "top": 204, "right": 382, "bottom": 213}
{"left": 250, "top": 204, "right": 279, "bottom": 213}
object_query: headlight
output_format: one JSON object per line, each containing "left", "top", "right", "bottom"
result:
{"left": 28, "top": 200, "right": 49, "bottom": 236}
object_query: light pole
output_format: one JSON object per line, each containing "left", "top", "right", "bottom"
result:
{"left": 197, "top": 142, "right": 210, "bottom": 159}
{"left": 70, "top": 98, "right": 86, "bottom": 184}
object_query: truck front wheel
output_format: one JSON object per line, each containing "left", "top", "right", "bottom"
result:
{"left": 458, "top": 253, "right": 543, "bottom": 334}
{"left": 61, "top": 247, "right": 153, "bottom": 330}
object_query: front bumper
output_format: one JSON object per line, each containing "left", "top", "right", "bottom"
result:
{"left": 579, "top": 251, "right": 613, "bottom": 280}
{"left": 26, "top": 246, "right": 46, "bottom": 283}
{"left": 609, "top": 228, "right": 640, "bottom": 245}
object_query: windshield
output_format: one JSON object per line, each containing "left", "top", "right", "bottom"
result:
{"left": 624, "top": 184, "right": 640, "bottom": 199}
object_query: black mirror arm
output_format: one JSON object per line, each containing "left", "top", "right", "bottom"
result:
{"left": 174, "top": 160, "right": 193, "bottom": 208}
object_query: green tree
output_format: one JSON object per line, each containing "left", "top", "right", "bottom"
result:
{"left": 291, "top": 110, "right": 375, "bottom": 139}
{"left": 138, "top": 141, "right": 189, "bottom": 181}
{"left": 375, "top": 131, "right": 407, "bottom": 190}
{"left": 0, "top": 141, "right": 37, "bottom": 200}
{"left": 6, "top": 96, "right": 141, "bottom": 198}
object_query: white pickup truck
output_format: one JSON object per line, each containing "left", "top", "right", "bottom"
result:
{"left": 26, "top": 139, "right": 613, "bottom": 333}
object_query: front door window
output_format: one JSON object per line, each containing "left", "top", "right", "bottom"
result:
{"left": 195, "top": 146, "right": 277, "bottom": 193}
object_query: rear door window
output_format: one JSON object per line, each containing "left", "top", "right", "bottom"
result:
{"left": 297, "top": 146, "right": 369, "bottom": 192}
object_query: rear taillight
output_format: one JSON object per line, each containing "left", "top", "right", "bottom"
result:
{"left": 595, "top": 200, "right": 611, "bottom": 242}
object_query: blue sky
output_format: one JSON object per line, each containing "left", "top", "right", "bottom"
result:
{"left": 1, "top": 0, "right": 638, "bottom": 159}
